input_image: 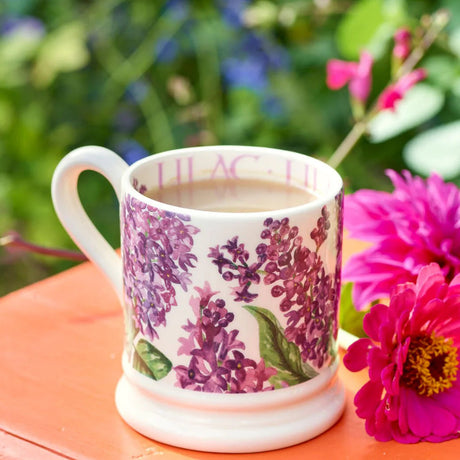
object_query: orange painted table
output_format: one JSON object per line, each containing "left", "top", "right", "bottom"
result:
{"left": 1, "top": 239, "right": 460, "bottom": 459}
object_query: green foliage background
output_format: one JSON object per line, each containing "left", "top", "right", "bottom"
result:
{"left": 0, "top": 0, "right": 459, "bottom": 294}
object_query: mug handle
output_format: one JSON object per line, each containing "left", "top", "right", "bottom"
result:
{"left": 51, "top": 146, "right": 129, "bottom": 301}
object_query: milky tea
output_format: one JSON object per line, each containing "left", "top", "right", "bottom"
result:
{"left": 145, "top": 177, "right": 318, "bottom": 213}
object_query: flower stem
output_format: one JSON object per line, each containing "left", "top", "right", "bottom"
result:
{"left": 0, "top": 232, "right": 87, "bottom": 262}
{"left": 327, "top": 9, "right": 450, "bottom": 170}
{"left": 396, "top": 9, "right": 450, "bottom": 80}
{"left": 327, "top": 121, "right": 367, "bottom": 169}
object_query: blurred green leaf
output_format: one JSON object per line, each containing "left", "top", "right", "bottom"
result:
{"left": 368, "top": 84, "right": 444, "bottom": 143}
{"left": 336, "top": 0, "right": 386, "bottom": 59}
{"left": 425, "top": 55, "right": 460, "bottom": 90}
{"left": 33, "top": 22, "right": 89, "bottom": 87}
{"left": 403, "top": 121, "right": 460, "bottom": 179}
{"left": 336, "top": 0, "right": 408, "bottom": 59}
{"left": 339, "top": 283, "right": 367, "bottom": 338}
{"left": 449, "top": 28, "right": 460, "bottom": 57}
{"left": 0, "top": 99, "right": 13, "bottom": 132}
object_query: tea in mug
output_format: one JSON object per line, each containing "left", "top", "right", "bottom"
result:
{"left": 145, "top": 177, "right": 318, "bottom": 212}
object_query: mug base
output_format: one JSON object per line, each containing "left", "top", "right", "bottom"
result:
{"left": 115, "top": 364, "right": 346, "bottom": 453}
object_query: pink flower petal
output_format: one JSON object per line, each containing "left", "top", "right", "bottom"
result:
{"left": 405, "top": 389, "right": 433, "bottom": 437}
{"left": 395, "top": 68, "right": 427, "bottom": 93}
{"left": 381, "top": 362, "right": 398, "bottom": 395}
{"left": 363, "top": 303, "right": 388, "bottom": 340}
{"left": 414, "top": 263, "right": 445, "bottom": 304}
{"left": 326, "top": 59, "right": 357, "bottom": 89}
{"left": 394, "top": 28, "right": 411, "bottom": 42}
{"left": 355, "top": 380, "right": 383, "bottom": 419}
{"left": 368, "top": 346, "right": 388, "bottom": 382}
{"left": 343, "top": 338, "right": 373, "bottom": 372}
{"left": 433, "top": 383, "right": 460, "bottom": 418}
{"left": 378, "top": 85, "right": 402, "bottom": 111}
{"left": 349, "top": 51, "right": 373, "bottom": 102}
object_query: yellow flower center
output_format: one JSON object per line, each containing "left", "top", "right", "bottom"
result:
{"left": 401, "top": 333, "right": 458, "bottom": 397}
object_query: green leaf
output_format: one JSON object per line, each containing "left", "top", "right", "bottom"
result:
{"left": 244, "top": 305, "right": 318, "bottom": 388}
{"left": 336, "top": 0, "right": 408, "bottom": 59}
{"left": 368, "top": 84, "right": 445, "bottom": 143}
{"left": 339, "top": 283, "right": 367, "bottom": 338}
{"left": 133, "top": 339, "right": 172, "bottom": 380}
{"left": 33, "top": 22, "right": 89, "bottom": 87}
{"left": 402, "top": 121, "right": 460, "bottom": 180}
{"left": 449, "top": 29, "right": 460, "bottom": 57}
{"left": 424, "top": 56, "right": 460, "bottom": 91}
{"left": 336, "top": 0, "right": 385, "bottom": 59}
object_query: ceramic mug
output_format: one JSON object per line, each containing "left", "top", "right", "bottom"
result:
{"left": 52, "top": 145, "right": 345, "bottom": 453}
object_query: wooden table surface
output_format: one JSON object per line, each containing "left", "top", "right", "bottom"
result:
{"left": 1, "top": 238, "right": 459, "bottom": 459}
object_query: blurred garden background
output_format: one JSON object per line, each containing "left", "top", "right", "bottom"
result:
{"left": 0, "top": 0, "right": 459, "bottom": 295}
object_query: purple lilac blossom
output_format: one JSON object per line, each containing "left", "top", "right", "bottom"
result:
{"left": 122, "top": 194, "right": 199, "bottom": 340}
{"left": 333, "top": 190, "right": 344, "bottom": 310}
{"left": 208, "top": 236, "right": 266, "bottom": 302}
{"left": 209, "top": 210, "right": 339, "bottom": 369}
{"left": 175, "top": 282, "right": 276, "bottom": 393}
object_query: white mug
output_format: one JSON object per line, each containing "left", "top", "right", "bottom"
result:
{"left": 52, "top": 145, "right": 345, "bottom": 453}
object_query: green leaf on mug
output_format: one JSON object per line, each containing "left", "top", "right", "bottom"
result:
{"left": 133, "top": 339, "right": 172, "bottom": 380}
{"left": 244, "top": 305, "right": 318, "bottom": 388}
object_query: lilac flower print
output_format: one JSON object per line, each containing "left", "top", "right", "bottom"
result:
{"left": 132, "top": 177, "right": 147, "bottom": 195}
{"left": 259, "top": 213, "right": 339, "bottom": 368}
{"left": 175, "top": 282, "right": 276, "bottom": 393}
{"left": 209, "top": 236, "right": 265, "bottom": 302}
{"left": 310, "top": 206, "right": 331, "bottom": 250}
{"left": 209, "top": 210, "right": 339, "bottom": 371}
{"left": 122, "top": 194, "right": 199, "bottom": 340}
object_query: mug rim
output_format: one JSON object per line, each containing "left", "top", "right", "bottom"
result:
{"left": 122, "top": 145, "right": 343, "bottom": 218}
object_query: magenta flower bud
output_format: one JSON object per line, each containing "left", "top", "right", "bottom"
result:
{"left": 326, "top": 51, "right": 373, "bottom": 104}
{"left": 377, "top": 68, "right": 427, "bottom": 111}
{"left": 393, "top": 27, "right": 412, "bottom": 60}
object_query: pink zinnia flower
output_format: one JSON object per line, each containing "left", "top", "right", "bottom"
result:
{"left": 378, "top": 68, "right": 427, "bottom": 111}
{"left": 326, "top": 51, "right": 373, "bottom": 103}
{"left": 344, "top": 170, "right": 460, "bottom": 310}
{"left": 344, "top": 264, "right": 460, "bottom": 443}
{"left": 393, "top": 28, "right": 412, "bottom": 60}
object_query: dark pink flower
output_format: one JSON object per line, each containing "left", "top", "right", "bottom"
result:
{"left": 326, "top": 51, "right": 373, "bottom": 103}
{"left": 393, "top": 28, "right": 412, "bottom": 60}
{"left": 378, "top": 69, "right": 427, "bottom": 111}
{"left": 344, "top": 264, "right": 460, "bottom": 443}
{"left": 343, "top": 170, "right": 460, "bottom": 310}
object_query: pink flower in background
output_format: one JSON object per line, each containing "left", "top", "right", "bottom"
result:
{"left": 393, "top": 28, "right": 412, "bottom": 60}
{"left": 343, "top": 170, "right": 460, "bottom": 310}
{"left": 344, "top": 264, "right": 460, "bottom": 443}
{"left": 326, "top": 51, "right": 373, "bottom": 103}
{"left": 378, "top": 68, "right": 427, "bottom": 111}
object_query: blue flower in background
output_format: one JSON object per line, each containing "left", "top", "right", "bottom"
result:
{"left": 217, "top": 0, "right": 251, "bottom": 28}
{"left": 240, "top": 33, "right": 289, "bottom": 70}
{"left": 222, "top": 57, "right": 268, "bottom": 93}
{"left": 126, "top": 80, "right": 149, "bottom": 103}
{"left": 222, "top": 32, "right": 289, "bottom": 94}
{"left": 262, "top": 94, "right": 286, "bottom": 120}
{"left": 0, "top": 15, "right": 45, "bottom": 39}
{"left": 117, "top": 140, "right": 149, "bottom": 165}
{"left": 155, "top": 37, "right": 179, "bottom": 63}
{"left": 162, "top": 0, "right": 190, "bottom": 21}
{"left": 114, "top": 108, "right": 139, "bottom": 132}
